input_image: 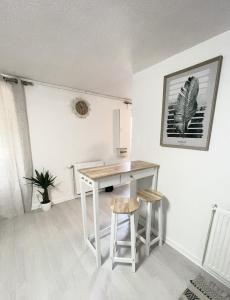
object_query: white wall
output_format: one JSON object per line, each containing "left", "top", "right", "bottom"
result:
{"left": 25, "top": 83, "right": 131, "bottom": 208}
{"left": 132, "top": 31, "right": 230, "bottom": 265}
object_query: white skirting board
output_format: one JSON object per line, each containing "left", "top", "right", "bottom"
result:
{"left": 31, "top": 190, "right": 103, "bottom": 210}
{"left": 32, "top": 194, "right": 77, "bottom": 210}
{"left": 165, "top": 237, "right": 202, "bottom": 267}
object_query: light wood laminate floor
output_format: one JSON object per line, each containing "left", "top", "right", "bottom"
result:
{"left": 0, "top": 186, "right": 208, "bottom": 300}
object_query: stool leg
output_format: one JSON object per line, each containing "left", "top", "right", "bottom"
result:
{"left": 135, "top": 199, "right": 140, "bottom": 233}
{"left": 80, "top": 180, "right": 88, "bottom": 246}
{"left": 130, "top": 213, "right": 136, "bottom": 272}
{"left": 114, "top": 214, "right": 118, "bottom": 253}
{"left": 145, "top": 202, "right": 152, "bottom": 256}
{"left": 159, "top": 199, "right": 163, "bottom": 246}
{"left": 110, "top": 212, "right": 116, "bottom": 269}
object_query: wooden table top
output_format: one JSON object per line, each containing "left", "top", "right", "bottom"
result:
{"left": 79, "top": 160, "right": 159, "bottom": 180}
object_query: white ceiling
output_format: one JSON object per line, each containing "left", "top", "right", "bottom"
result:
{"left": 0, "top": 0, "right": 230, "bottom": 99}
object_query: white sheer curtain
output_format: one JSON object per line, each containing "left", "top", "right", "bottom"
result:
{"left": 0, "top": 77, "right": 33, "bottom": 219}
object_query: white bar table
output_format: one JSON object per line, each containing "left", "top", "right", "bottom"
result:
{"left": 78, "top": 160, "right": 159, "bottom": 268}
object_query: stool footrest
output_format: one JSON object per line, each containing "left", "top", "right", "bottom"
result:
{"left": 86, "top": 239, "right": 96, "bottom": 255}
{"left": 150, "top": 236, "right": 160, "bottom": 246}
{"left": 136, "top": 228, "right": 160, "bottom": 246}
{"left": 114, "top": 257, "right": 133, "bottom": 264}
{"left": 116, "top": 241, "right": 131, "bottom": 246}
{"left": 136, "top": 234, "right": 146, "bottom": 244}
{"left": 137, "top": 226, "right": 158, "bottom": 236}
{"left": 138, "top": 228, "right": 145, "bottom": 235}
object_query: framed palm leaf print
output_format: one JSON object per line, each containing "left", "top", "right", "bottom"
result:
{"left": 160, "top": 56, "right": 223, "bottom": 150}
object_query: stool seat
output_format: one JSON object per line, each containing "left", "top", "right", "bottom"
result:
{"left": 137, "top": 189, "right": 163, "bottom": 202}
{"left": 110, "top": 197, "right": 140, "bottom": 214}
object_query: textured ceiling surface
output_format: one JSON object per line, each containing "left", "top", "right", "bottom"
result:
{"left": 0, "top": 0, "right": 230, "bottom": 98}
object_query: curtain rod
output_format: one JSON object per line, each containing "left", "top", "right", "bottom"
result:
{"left": 1, "top": 74, "right": 33, "bottom": 86}
{"left": 1, "top": 72, "right": 132, "bottom": 102}
{"left": 21, "top": 78, "right": 131, "bottom": 102}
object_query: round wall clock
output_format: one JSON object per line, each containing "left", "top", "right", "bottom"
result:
{"left": 72, "top": 98, "right": 90, "bottom": 118}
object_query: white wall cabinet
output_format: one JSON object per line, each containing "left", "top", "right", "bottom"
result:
{"left": 113, "top": 108, "right": 131, "bottom": 157}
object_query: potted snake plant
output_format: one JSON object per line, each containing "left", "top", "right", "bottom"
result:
{"left": 25, "top": 170, "right": 56, "bottom": 211}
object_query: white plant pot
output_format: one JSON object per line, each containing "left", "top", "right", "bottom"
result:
{"left": 41, "top": 202, "right": 51, "bottom": 212}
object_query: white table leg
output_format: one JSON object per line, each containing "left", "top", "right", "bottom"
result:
{"left": 114, "top": 213, "right": 118, "bottom": 248}
{"left": 159, "top": 199, "right": 163, "bottom": 246}
{"left": 145, "top": 202, "right": 152, "bottom": 256}
{"left": 130, "top": 176, "right": 140, "bottom": 233}
{"left": 80, "top": 179, "right": 88, "bottom": 245}
{"left": 130, "top": 213, "right": 136, "bottom": 272}
{"left": 152, "top": 166, "right": 163, "bottom": 246}
{"left": 110, "top": 212, "right": 116, "bottom": 269}
{"left": 92, "top": 183, "right": 101, "bottom": 268}
{"left": 130, "top": 177, "right": 137, "bottom": 198}
{"left": 152, "top": 166, "right": 159, "bottom": 191}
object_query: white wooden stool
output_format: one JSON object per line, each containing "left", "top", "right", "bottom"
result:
{"left": 137, "top": 189, "right": 164, "bottom": 256}
{"left": 110, "top": 197, "right": 140, "bottom": 272}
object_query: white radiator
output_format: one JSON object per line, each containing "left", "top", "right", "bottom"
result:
{"left": 203, "top": 206, "right": 230, "bottom": 288}
{"left": 73, "top": 161, "right": 104, "bottom": 195}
